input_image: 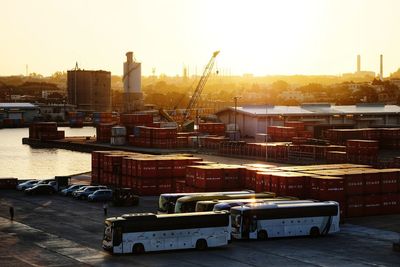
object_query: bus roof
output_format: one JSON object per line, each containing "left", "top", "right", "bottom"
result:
{"left": 176, "top": 192, "right": 276, "bottom": 203}
{"left": 232, "top": 201, "right": 338, "bottom": 211}
{"left": 107, "top": 211, "right": 229, "bottom": 222}
{"left": 160, "top": 190, "right": 254, "bottom": 197}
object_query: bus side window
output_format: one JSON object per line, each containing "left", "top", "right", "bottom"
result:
{"left": 113, "top": 226, "right": 122, "bottom": 246}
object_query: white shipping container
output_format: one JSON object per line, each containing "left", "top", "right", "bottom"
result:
{"left": 111, "top": 136, "right": 126, "bottom": 146}
{"left": 111, "top": 126, "right": 127, "bottom": 137}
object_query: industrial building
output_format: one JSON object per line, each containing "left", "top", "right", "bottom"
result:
{"left": 122, "top": 51, "right": 144, "bottom": 112}
{"left": 0, "top": 103, "right": 39, "bottom": 126}
{"left": 216, "top": 103, "right": 400, "bottom": 138}
{"left": 67, "top": 69, "right": 111, "bottom": 112}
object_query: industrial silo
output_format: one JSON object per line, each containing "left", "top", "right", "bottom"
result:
{"left": 123, "top": 52, "right": 144, "bottom": 112}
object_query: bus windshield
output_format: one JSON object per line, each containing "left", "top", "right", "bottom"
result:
{"left": 158, "top": 194, "right": 185, "bottom": 213}
{"left": 103, "top": 221, "right": 113, "bottom": 242}
{"left": 230, "top": 209, "right": 242, "bottom": 233}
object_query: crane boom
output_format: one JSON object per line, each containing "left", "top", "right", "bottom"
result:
{"left": 184, "top": 51, "right": 219, "bottom": 120}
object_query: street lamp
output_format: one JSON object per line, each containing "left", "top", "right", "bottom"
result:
{"left": 233, "top": 96, "right": 241, "bottom": 139}
{"left": 265, "top": 104, "right": 268, "bottom": 162}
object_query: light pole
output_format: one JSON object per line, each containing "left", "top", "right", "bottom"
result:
{"left": 233, "top": 96, "right": 241, "bottom": 139}
{"left": 265, "top": 104, "right": 268, "bottom": 162}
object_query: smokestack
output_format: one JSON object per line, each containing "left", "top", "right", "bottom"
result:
{"left": 357, "top": 55, "right": 361, "bottom": 72}
{"left": 380, "top": 54, "right": 383, "bottom": 80}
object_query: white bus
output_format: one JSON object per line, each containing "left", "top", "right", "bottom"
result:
{"left": 175, "top": 192, "right": 276, "bottom": 213}
{"left": 213, "top": 199, "right": 316, "bottom": 212}
{"left": 230, "top": 201, "right": 340, "bottom": 240}
{"left": 103, "top": 211, "right": 231, "bottom": 254}
{"left": 195, "top": 197, "right": 298, "bottom": 212}
{"left": 158, "top": 190, "right": 254, "bottom": 214}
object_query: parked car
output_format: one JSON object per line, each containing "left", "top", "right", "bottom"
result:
{"left": 17, "top": 180, "right": 38, "bottom": 191}
{"left": 88, "top": 189, "right": 113, "bottom": 202}
{"left": 73, "top": 186, "right": 107, "bottom": 200}
{"left": 25, "top": 184, "right": 55, "bottom": 195}
{"left": 61, "top": 184, "right": 86, "bottom": 196}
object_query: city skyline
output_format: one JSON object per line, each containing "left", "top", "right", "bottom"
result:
{"left": 1, "top": 0, "right": 400, "bottom": 77}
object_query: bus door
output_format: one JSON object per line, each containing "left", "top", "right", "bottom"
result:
{"left": 249, "top": 215, "right": 259, "bottom": 239}
{"left": 241, "top": 214, "right": 257, "bottom": 239}
{"left": 113, "top": 226, "right": 123, "bottom": 253}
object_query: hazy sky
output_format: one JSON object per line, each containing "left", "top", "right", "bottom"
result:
{"left": 1, "top": 0, "right": 400, "bottom": 77}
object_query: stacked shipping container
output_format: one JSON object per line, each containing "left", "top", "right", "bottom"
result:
{"left": 29, "top": 122, "right": 65, "bottom": 140}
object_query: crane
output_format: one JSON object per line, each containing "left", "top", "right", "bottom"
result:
{"left": 183, "top": 50, "right": 219, "bottom": 121}
{"left": 159, "top": 51, "right": 220, "bottom": 130}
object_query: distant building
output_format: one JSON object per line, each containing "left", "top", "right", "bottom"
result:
{"left": 67, "top": 70, "right": 111, "bottom": 112}
{"left": 0, "top": 103, "right": 39, "bottom": 124}
{"left": 38, "top": 103, "right": 75, "bottom": 121}
{"left": 216, "top": 103, "right": 400, "bottom": 138}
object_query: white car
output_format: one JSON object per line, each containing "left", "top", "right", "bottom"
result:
{"left": 17, "top": 180, "right": 39, "bottom": 191}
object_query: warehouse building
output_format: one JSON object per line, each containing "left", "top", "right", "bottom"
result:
{"left": 67, "top": 70, "right": 111, "bottom": 112}
{"left": 216, "top": 103, "right": 400, "bottom": 138}
{"left": 0, "top": 103, "right": 39, "bottom": 127}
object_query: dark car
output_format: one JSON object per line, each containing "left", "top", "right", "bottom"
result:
{"left": 61, "top": 184, "right": 86, "bottom": 196}
{"left": 73, "top": 186, "right": 107, "bottom": 200}
{"left": 25, "top": 184, "right": 55, "bottom": 195}
{"left": 88, "top": 189, "right": 113, "bottom": 202}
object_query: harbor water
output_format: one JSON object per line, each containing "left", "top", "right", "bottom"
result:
{"left": 0, "top": 127, "right": 95, "bottom": 179}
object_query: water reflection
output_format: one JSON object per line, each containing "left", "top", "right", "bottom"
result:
{"left": 0, "top": 127, "right": 95, "bottom": 179}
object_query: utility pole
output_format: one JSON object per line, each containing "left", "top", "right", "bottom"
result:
{"left": 265, "top": 104, "right": 268, "bottom": 161}
{"left": 233, "top": 96, "right": 241, "bottom": 139}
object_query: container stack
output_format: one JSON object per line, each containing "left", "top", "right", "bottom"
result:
{"left": 200, "top": 136, "right": 228, "bottom": 149}
{"left": 91, "top": 151, "right": 202, "bottom": 195}
{"left": 185, "top": 164, "right": 246, "bottom": 192}
{"left": 326, "top": 128, "right": 400, "bottom": 149}
{"left": 128, "top": 126, "right": 178, "bottom": 149}
{"left": 120, "top": 113, "right": 153, "bottom": 135}
{"left": 29, "top": 122, "right": 65, "bottom": 140}
{"left": 67, "top": 111, "right": 84, "bottom": 127}
{"left": 381, "top": 128, "right": 400, "bottom": 149}
{"left": 346, "top": 140, "right": 379, "bottom": 164}
{"left": 298, "top": 167, "right": 400, "bottom": 217}
{"left": 92, "top": 112, "right": 114, "bottom": 125}
{"left": 96, "top": 123, "right": 117, "bottom": 143}
{"left": 2, "top": 117, "right": 24, "bottom": 127}
{"left": 198, "top": 123, "right": 226, "bottom": 136}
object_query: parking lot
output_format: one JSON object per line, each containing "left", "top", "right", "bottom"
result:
{"left": 0, "top": 189, "right": 399, "bottom": 266}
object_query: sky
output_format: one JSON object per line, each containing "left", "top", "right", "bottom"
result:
{"left": 1, "top": 0, "right": 400, "bottom": 77}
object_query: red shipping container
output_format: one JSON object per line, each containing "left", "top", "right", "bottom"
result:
{"left": 344, "top": 172, "right": 364, "bottom": 195}
{"left": 381, "top": 193, "right": 400, "bottom": 214}
{"left": 278, "top": 173, "right": 307, "bottom": 198}
{"left": 156, "top": 158, "right": 173, "bottom": 179}
{"left": 363, "top": 195, "right": 382, "bottom": 216}
{"left": 195, "top": 166, "right": 223, "bottom": 190}
{"left": 380, "top": 169, "right": 399, "bottom": 193}
{"left": 270, "top": 174, "right": 280, "bottom": 195}
{"left": 136, "top": 158, "right": 158, "bottom": 178}
{"left": 363, "top": 170, "right": 381, "bottom": 194}
{"left": 185, "top": 166, "right": 198, "bottom": 187}
{"left": 346, "top": 195, "right": 364, "bottom": 217}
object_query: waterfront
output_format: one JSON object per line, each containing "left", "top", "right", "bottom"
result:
{"left": 0, "top": 127, "right": 95, "bottom": 179}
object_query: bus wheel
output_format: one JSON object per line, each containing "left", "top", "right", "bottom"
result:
{"left": 132, "top": 243, "right": 145, "bottom": 254}
{"left": 195, "top": 239, "right": 208, "bottom": 251}
{"left": 310, "top": 227, "right": 320, "bottom": 237}
{"left": 257, "top": 230, "right": 268, "bottom": 241}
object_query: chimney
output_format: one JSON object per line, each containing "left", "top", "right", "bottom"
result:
{"left": 357, "top": 55, "right": 361, "bottom": 72}
{"left": 380, "top": 54, "right": 383, "bottom": 80}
